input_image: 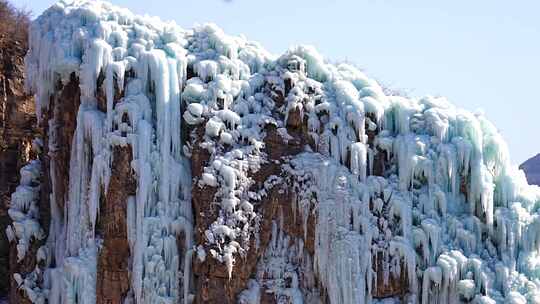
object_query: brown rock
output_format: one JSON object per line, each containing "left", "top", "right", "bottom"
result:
{"left": 191, "top": 102, "right": 317, "bottom": 303}
{"left": 96, "top": 146, "right": 136, "bottom": 304}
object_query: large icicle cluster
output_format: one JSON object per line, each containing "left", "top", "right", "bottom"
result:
{"left": 16, "top": 0, "right": 540, "bottom": 303}
{"left": 274, "top": 60, "right": 540, "bottom": 302}
{"left": 183, "top": 19, "right": 540, "bottom": 304}
{"left": 24, "top": 1, "right": 194, "bottom": 303}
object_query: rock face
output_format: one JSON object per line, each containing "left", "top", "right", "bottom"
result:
{"left": 190, "top": 119, "right": 315, "bottom": 303}
{"left": 96, "top": 146, "right": 135, "bottom": 304}
{"left": 0, "top": 5, "right": 35, "bottom": 300}
{"left": 5, "top": 1, "right": 540, "bottom": 304}
{"left": 520, "top": 154, "right": 540, "bottom": 186}
{"left": 188, "top": 87, "right": 407, "bottom": 303}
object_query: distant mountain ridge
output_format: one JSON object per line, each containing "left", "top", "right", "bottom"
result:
{"left": 520, "top": 153, "right": 540, "bottom": 186}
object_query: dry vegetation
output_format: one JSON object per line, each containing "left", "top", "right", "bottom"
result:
{"left": 0, "top": 0, "right": 30, "bottom": 50}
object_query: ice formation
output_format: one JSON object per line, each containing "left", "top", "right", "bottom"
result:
{"left": 6, "top": 160, "right": 46, "bottom": 304}
{"left": 238, "top": 218, "right": 320, "bottom": 304}
{"left": 6, "top": 160, "right": 43, "bottom": 262}
{"left": 22, "top": 1, "right": 194, "bottom": 303}
{"left": 9, "top": 0, "right": 540, "bottom": 303}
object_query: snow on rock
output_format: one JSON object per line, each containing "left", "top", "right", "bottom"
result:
{"left": 20, "top": 0, "right": 540, "bottom": 303}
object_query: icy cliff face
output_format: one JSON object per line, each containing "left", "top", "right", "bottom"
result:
{"left": 7, "top": 0, "right": 540, "bottom": 303}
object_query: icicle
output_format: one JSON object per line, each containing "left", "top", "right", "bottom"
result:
{"left": 350, "top": 142, "right": 367, "bottom": 181}
{"left": 8, "top": 160, "right": 43, "bottom": 261}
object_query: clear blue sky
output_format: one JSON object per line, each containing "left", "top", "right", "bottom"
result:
{"left": 15, "top": 0, "right": 540, "bottom": 165}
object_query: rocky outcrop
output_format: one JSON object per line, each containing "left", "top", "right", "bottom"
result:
{"left": 1, "top": 3, "right": 411, "bottom": 300}
{"left": 190, "top": 82, "right": 407, "bottom": 303}
{"left": 0, "top": 20, "right": 433, "bottom": 304}
{"left": 520, "top": 154, "right": 540, "bottom": 186}
{"left": 190, "top": 121, "right": 312, "bottom": 303}
{"left": 0, "top": 10, "right": 35, "bottom": 300}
